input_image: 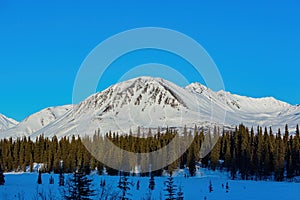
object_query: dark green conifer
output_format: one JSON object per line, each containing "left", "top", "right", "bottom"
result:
{"left": 0, "top": 164, "right": 5, "bottom": 185}
{"left": 164, "top": 175, "right": 177, "bottom": 200}
{"left": 37, "top": 170, "right": 42, "bottom": 184}
{"left": 64, "top": 170, "right": 95, "bottom": 200}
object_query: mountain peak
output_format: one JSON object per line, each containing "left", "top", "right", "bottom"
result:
{"left": 76, "top": 76, "right": 189, "bottom": 116}
{"left": 185, "top": 82, "right": 209, "bottom": 94}
{"left": 0, "top": 105, "right": 72, "bottom": 139}
{"left": 0, "top": 114, "right": 18, "bottom": 132}
{"left": 1, "top": 76, "right": 300, "bottom": 139}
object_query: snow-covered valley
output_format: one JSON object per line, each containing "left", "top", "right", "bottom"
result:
{"left": 0, "top": 169, "right": 299, "bottom": 200}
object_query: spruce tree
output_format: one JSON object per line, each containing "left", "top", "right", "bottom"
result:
{"left": 230, "top": 132, "right": 237, "bottom": 180}
{"left": 59, "top": 169, "right": 65, "bottom": 186}
{"left": 0, "top": 164, "right": 5, "bottom": 185}
{"left": 164, "top": 175, "right": 177, "bottom": 200}
{"left": 136, "top": 180, "right": 140, "bottom": 190}
{"left": 149, "top": 175, "right": 155, "bottom": 190}
{"left": 99, "top": 178, "right": 107, "bottom": 199}
{"left": 186, "top": 138, "right": 196, "bottom": 177}
{"left": 292, "top": 126, "right": 300, "bottom": 176}
{"left": 177, "top": 185, "right": 184, "bottom": 200}
{"left": 210, "top": 127, "right": 220, "bottom": 170}
{"left": 1, "top": 124, "right": 300, "bottom": 184}
{"left": 274, "top": 129, "right": 285, "bottom": 181}
{"left": 100, "top": 179, "right": 106, "bottom": 188}
{"left": 225, "top": 182, "right": 229, "bottom": 193}
{"left": 223, "top": 132, "right": 231, "bottom": 171}
{"left": 254, "top": 127, "right": 263, "bottom": 180}
{"left": 117, "top": 174, "right": 132, "bottom": 200}
{"left": 13, "top": 139, "right": 20, "bottom": 171}
{"left": 49, "top": 176, "right": 54, "bottom": 184}
{"left": 37, "top": 170, "right": 42, "bottom": 184}
{"left": 64, "top": 171, "right": 95, "bottom": 200}
{"left": 262, "top": 128, "right": 271, "bottom": 178}
{"left": 208, "top": 180, "right": 213, "bottom": 193}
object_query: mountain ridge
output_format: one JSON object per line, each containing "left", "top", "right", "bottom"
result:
{"left": 0, "top": 114, "right": 18, "bottom": 132}
{"left": 0, "top": 105, "right": 72, "bottom": 139}
{"left": 0, "top": 76, "right": 299, "bottom": 139}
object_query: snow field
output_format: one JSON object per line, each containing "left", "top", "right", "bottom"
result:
{"left": 1, "top": 170, "right": 300, "bottom": 200}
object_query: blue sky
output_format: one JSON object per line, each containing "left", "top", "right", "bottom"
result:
{"left": 0, "top": 0, "right": 300, "bottom": 121}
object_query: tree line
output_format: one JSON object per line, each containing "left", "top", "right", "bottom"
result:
{"left": 0, "top": 124, "right": 299, "bottom": 181}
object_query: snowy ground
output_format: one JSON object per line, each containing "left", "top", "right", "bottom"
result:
{"left": 1, "top": 169, "right": 300, "bottom": 200}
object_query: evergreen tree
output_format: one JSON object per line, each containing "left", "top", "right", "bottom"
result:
{"left": 0, "top": 124, "right": 300, "bottom": 183}
{"left": 229, "top": 132, "right": 237, "bottom": 180}
{"left": 186, "top": 131, "right": 196, "bottom": 176}
{"left": 118, "top": 174, "right": 132, "bottom": 200}
{"left": 64, "top": 171, "right": 95, "bottom": 200}
{"left": 177, "top": 185, "right": 184, "bottom": 200}
{"left": 164, "top": 175, "right": 177, "bottom": 200}
{"left": 274, "top": 129, "right": 285, "bottom": 181}
{"left": 208, "top": 180, "right": 213, "bottom": 193}
{"left": 262, "top": 128, "right": 272, "bottom": 178}
{"left": 254, "top": 127, "right": 263, "bottom": 180}
{"left": 0, "top": 164, "right": 5, "bottom": 185}
{"left": 149, "top": 175, "right": 155, "bottom": 190}
{"left": 225, "top": 182, "right": 229, "bottom": 193}
{"left": 100, "top": 179, "right": 106, "bottom": 188}
{"left": 284, "top": 124, "right": 289, "bottom": 143}
{"left": 59, "top": 169, "right": 65, "bottom": 186}
{"left": 292, "top": 126, "right": 300, "bottom": 176}
{"left": 166, "top": 130, "right": 179, "bottom": 174}
{"left": 19, "top": 137, "right": 26, "bottom": 172}
{"left": 248, "top": 127, "right": 256, "bottom": 177}
{"left": 99, "top": 178, "right": 107, "bottom": 199}
{"left": 222, "top": 132, "right": 231, "bottom": 171}
{"left": 37, "top": 170, "right": 42, "bottom": 184}
{"left": 210, "top": 129, "right": 220, "bottom": 171}
{"left": 239, "top": 126, "right": 251, "bottom": 180}
{"left": 13, "top": 138, "right": 21, "bottom": 171}
{"left": 49, "top": 176, "right": 54, "bottom": 184}
{"left": 136, "top": 180, "right": 140, "bottom": 190}
{"left": 296, "top": 124, "right": 300, "bottom": 138}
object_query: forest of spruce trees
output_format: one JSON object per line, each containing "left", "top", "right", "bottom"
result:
{"left": 0, "top": 124, "right": 300, "bottom": 182}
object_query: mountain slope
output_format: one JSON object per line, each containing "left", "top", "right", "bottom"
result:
{"left": 32, "top": 77, "right": 200, "bottom": 139}
{"left": 1, "top": 105, "right": 72, "bottom": 139}
{"left": 186, "top": 83, "right": 300, "bottom": 129}
{"left": 1, "top": 77, "right": 300, "bottom": 139}
{"left": 0, "top": 114, "right": 18, "bottom": 132}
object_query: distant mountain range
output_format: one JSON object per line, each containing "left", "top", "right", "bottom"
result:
{"left": 1, "top": 76, "right": 299, "bottom": 139}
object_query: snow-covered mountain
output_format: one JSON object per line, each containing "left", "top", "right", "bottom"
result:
{"left": 1, "top": 77, "right": 299, "bottom": 139}
{"left": 0, "top": 114, "right": 18, "bottom": 132}
{"left": 0, "top": 105, "right": 72, "bottom": 139}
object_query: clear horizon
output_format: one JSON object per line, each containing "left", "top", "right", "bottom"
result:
{"left": 1, "top": 1, "right": 300, "bottom": 121}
